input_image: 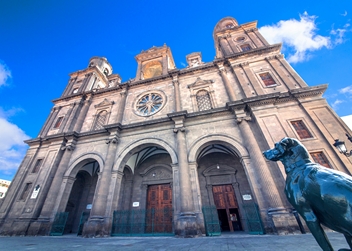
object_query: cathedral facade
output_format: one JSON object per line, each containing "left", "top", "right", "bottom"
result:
{"left": 1, "top": 17, "right": 351, "bottom": 237}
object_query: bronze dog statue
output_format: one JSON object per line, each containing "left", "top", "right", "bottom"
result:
{"left": 263, "top": 137, "right": 352, "bottom": 251}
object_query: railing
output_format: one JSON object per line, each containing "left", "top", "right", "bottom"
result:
{"left": 243, "top": 203, "right": 265, "bottom": 235}
{"left": 111, "top": 208, "right": 174, "bottom": 236}
{"left": 50, "top": 212, "right": 69, "bottom": 236}
{"left": 202, "top": 205, "right": 221, "bottom": 236}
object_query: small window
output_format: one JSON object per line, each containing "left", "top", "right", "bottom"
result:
{"left": 291, "top": 120, "right": 313, "bottom": 139}
{"left": 32, "top": 159, "right": 43, "bottom": 173}
{"left": 259, "top": 72, "right": 276, "bottom": 87}
{"left": 240, "top": 44, "right": 251, "bottom": 51}
{"left": 196, "top": 90, "right": 213, "bottom": 111}
{"left": 53, "top": 116, "right": 64, "bottom": 129}
{"left": 0, "top": 192, "right": 3, "bottom": 197}
{"left": 72, "top": 88, "right": 79, "bottom": 94}
{"left": 236, "top": 36, "right": 245, "bottom": 42}
{"left": 311, "top": 152, "right": 332, "bottom": 168}
{"left": 20, "top": 183, "right": 33, "bottom": 200}
{"left": 104, "top": 68, "right": 109, "bottom": 76}
{"left": 225, "top": 23, "right": 234, "bottom": 29}
{"left": 93, "top": 110, "right": 108, "bottom": 130}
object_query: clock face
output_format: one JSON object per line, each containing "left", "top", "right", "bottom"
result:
{"left": 143, "top": 61, "right": 162, "bottom": 79}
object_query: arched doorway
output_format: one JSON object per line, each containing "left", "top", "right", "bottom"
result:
{"left": 112, "top": 145, "right": 174, "bottom": 236}
{"left": 64, "top": 160, "right": 99, "bottom": 234}
{"left": 197, "top": 144, "right": 253, "bottom": 233}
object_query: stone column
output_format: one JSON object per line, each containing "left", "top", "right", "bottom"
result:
{"left": 38, "top": 107, "right": 56, "bottom": 137}
{"left": 235, "top": 110, "right": 282, "bottom": 208}
{"left": 172, "top": 75, "right": 182, "bottom": 112}
{"left": 217, "top": 64, "right": 237, "bottom": 101}
{"left": 111, "top": 90, "right": 127, "bottom": 124}
{"left": 266, "top": 56, "right": 296, "bottom": 89}
{"left": 276, "top": 55, "right": 307, "bottom": 87}
{"left": 83, "top": 131, "right": 119, "bottom": 237}
{"left": 253, "top": 28, "right": 269, "bottom": 46}
{"left": 231, "top": 107, "right": 285, "bottom": 233}
{"left": 241, "top": 62, "right": 265, "bottom": 95}
{"left": 40, "top": 137, "right": 77, "bottom": 219}
{"left": 41, "top": 106, "right": 61, "bottom": 136}
{"left": 171, "top": 113, "right": 202, "bottom": 237}
{"left": 73, "top": 94, "right": 93, "bottom": 132}
{"left": 230, "top": 64, "right": 251, "bottom": 98}
{"left": 63, "top": 102, "right": 78, "bottom": 132}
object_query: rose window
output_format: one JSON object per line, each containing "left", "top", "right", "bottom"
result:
{"left": 136, "top": 93, "right": 163, "bottom": 116}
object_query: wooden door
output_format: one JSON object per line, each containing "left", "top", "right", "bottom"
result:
{"left": 146, "top": 184, "right": 172, "bottom": 233}
{"left": 212, "top": 185, "right": 239, "bottom": 232}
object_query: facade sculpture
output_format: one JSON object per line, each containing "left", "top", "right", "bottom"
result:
{"left": 0, "top": 16, "right": 351, "bottom": 238}
{"left": 263, "top": 138, "right": 352, "bottom": 251}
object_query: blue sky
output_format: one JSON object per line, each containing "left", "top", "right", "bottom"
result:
{"left": 0, "top": 0, "right": 352, "bottom": 180}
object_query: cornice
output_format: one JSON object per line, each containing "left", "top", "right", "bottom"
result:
{"left": 177, "top": 62, "right": 215, "bottom": 75}
{"left": 52, "top": 83, "right": 128, "bottom": 103}
{"left": 27, "top": 85, "right": 328, "bottom": 145}
{"left": 129, "top": 74, "right": 172, "bottom": 87}
{"left": 118, "top": 117, "right": 172, "bottom": 130}
{"left": 225, "top": 44, "right": 282, "bottom": 62}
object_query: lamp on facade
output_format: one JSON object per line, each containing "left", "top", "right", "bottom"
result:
{"left": 333, "top": 133, "right": 352, "bottom": 157}
{"left": 216, "top": 164, "right": 220, "bottom": 169}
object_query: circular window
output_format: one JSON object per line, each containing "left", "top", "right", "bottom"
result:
{"left": 72, "top": 88, "right": 79, "bottom": 94}
{"left": 236, "top": 36, "right": 246, "bottom": 42}
{"left": 135, "top": 93, "right": 164, "bottom": 116}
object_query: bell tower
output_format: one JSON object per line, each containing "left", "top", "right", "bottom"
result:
{"left": 135, "top": 44, "right": 176, "bottom": 81}
{"left": 213, "top": 17, "right": 269, "bottom": 58}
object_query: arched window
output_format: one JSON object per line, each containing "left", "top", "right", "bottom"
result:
{"left": 93, "top": 110, "right": 108, "bottom": 130}
{"left": 196, "top": 90, "right": 212, "bottom": 111}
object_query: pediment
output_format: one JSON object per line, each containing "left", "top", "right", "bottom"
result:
{"left": 187, "top": 77, "right": 214, "bottom": 89}
{"left": 94, "top": 98, "right": 114, "bottom": 108}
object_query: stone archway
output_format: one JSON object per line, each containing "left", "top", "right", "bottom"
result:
{"left": 193, "top": 141, "right": 254, "bottom": 234}
{"left": 63, "top": 160, "right": 100, "bottom": 234}
{"left": 110, "top": 143, "right": 175, "bottom": 236}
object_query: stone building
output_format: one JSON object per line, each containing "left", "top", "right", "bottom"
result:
{"left": 1, "top": 16, "right": 351, "bottom": 237}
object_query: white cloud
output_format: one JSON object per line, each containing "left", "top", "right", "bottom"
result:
{"left": 0, "top": 61, "right": 11, "bottom": 86}
{"left": 341, "top": 115, "right": 352, "bottom": 131}
{"left": 339, "top": 85, "right": 352, "bottom": 95}
{"left": 331, "top": 99, "right": 344, "bottom": 110}
{"left": 0, "top": 109, "right": 30, "bottom": 179}
{"left": 259, "top": 12, "right": 331, "bottom": 63}
{"left": 341, "top": 11, "right": 348, "bottom": 17}
{"left": 180, "top": 62, "right": 186, "bottom": 67}
{"left": 331, "top": 23, "right": 350, "bottom": 45}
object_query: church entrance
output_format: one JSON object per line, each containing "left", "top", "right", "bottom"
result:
{"left": 213, "top": 185, "right": 242, "bottom": 232}
{"left": 146, "top": 184, "right": 173, "bottom": 233}
{"left": 64, "top": 161, "right": 99, "bottom": 234}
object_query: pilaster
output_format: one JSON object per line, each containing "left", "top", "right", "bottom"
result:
{"left": 73, "top": 94, "right": 93, "bottom": 132}
{"left": 83, "top": 130, "right": 119, "bottom": 237}
{"left": 172, "top": 74, "right": 182, "bottom": 112}
{"left": 217, "top": 63, "right": 237, "bottom": 101}
{"left": 169, "top": 112, "right": 203, "bottom": 237}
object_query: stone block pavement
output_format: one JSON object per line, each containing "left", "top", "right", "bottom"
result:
{"left": 0, "top": 232, "right": 349, "bottom": 251}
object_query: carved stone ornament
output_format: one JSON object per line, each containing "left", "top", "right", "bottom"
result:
{"left": 94, "top": 98, "right": 114, "bottom": 108}
{"left": 187, "top": 77, "right": 214, "bottom": 89}
{"left": 173, "top": 127, "right": 185, "bottom": 133}
{"left": 105, "top": 136, "right": 118, "bottom": 144}
{"left": 236, "top": 116, "right": 252, "bottom": 124}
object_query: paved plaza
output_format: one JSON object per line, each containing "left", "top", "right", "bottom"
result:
{"left": 0, "top": 232, "right": 349, "bottom": 251}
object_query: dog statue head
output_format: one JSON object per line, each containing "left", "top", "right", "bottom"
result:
{"left": 263, "top": 137, "right": 312, "bottom": 173}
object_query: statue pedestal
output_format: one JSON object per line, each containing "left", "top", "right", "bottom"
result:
{"left": 174, "top": 212, "right": 202, "bottom": 238}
